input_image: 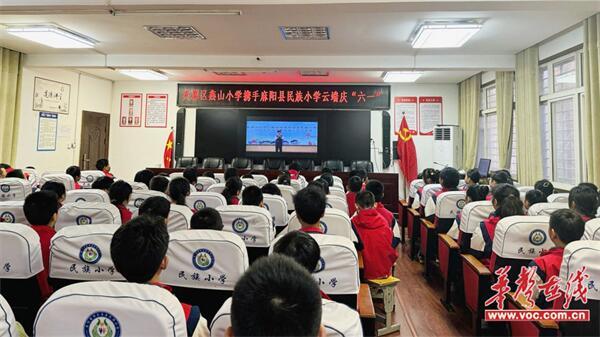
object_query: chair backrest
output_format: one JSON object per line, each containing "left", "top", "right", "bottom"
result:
{"left": 408, "top": 179, "right": 425, "bottom": 199}
{"left": 0, "top": 294, "right": 16, "bottom": 337}
{"left": 169, "top": 172, "right": 184, "bottom": 179}
{"left": 290, "top": 179, "right": 302, "bottom": 192}
{"left": 350, "top": 160, "right": 374, "bottom": 173}
{"left": 0, "top": 223, "right": 43, "bottom": 279}
{"left": 217, "top": 205, "right": 274, "bottom": 247}
{"left": 202, "top": 157, "right": 224, "bottom": 169}
{"left": 252, "top": 174, "right": 268, "bottom": 187}
{"left": 584, "top": 218, "right": 600, "bottom": 241}
{"left": 459, "top": 200, "right": 495, "bottom": 234}
{"left": 329, "top": 186, "right": 346, "bottom": 199}
{"left": 231, "top": 157, "right": 253, "bottom": 169}
{"left": 176, "top": 156, "right": 198, "bottom": 168}
{"left": 206, "top": 183, "right": 226, "bottom": 195}
{"left": 264, "top": 158, "right": 285, "bottom": 170}
{"left": 492, "top": 216, "right": 553, "bottom": 260}
{"left": 517, "top": 186, "right": 534, "bottom": 193}
{"left": 213, "top": 173, "right": 225, "bottom": 183}
{"left": 263, "top": 194, "right": 289, "bottom": 227}
{"left": 326, "top": 195, "right": 349, "bottom": 215}
{"left": 195, "top": 177, "right": 217, "bottom": 192}
{"left": 127, "top": 190, "right": 169, "bottom": 211}
{"left": 292, "top": 159, "right": 314, "bottom": 171}
{"left": 547, "top": 193, "right": 569, "bottom": 203}
{"left": 49, "top": 224, "right": 124, "bottom": 281}
{"left": 0, "top": 178, "right": 32, "bottom": 201}
{"left": 40, "top": 173, "right": 75, "bottom": 191}
{"left": 65, "top": 189, "right": 110, "bottom": 204}
{"left": 241, "top": 178, "right": 258, "bottom": 188}
{"left": 560, "top": 240, "right": 600, "bottom": 301}
{"left": 168, "top": 204, "right": 193, "bottom": 232}
{"left": 0, "top": 201, "right": 29, "bottom": 224}
{"left": 56, "top": 202, "right": 121, "bottom": 231}
{"left": 321, "top": 160, "right": 344, "bottom": 172}
{"left": 277, "top": 184, "right": 296, "bottom": 211}
{"left": 420, "top": 184, "right": 442, "bottom": 207}
{"left": 163, "top": 230, "right": 249, "bottom": 291}
{"left": 284, "top": 208, "right": 354, "bottom": 241}
{"left": 33, "top": 281, "right": 187, "bottom": 337}
{"left": 22, "top": 168, "right": 40, "bottom": 188}
{"left": 128, "top": 181, "right": 149, "bottom": 190}
{"left": 186, "top": 192, "right": 227, "bottom": 211}
{"left": 78, "top": 170, "right": 105, "bottom": 189}
{"left": 527, "top": 202, "right": 568, "bottom": 216}
{"left": 435, "top": 191, "right": 467, "bottom": 219}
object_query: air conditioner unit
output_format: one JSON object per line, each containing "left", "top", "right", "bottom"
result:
{"left": 433, "top": 125, "right": 462, "bottom": 168}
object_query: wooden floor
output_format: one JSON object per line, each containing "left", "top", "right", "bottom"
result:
{"left": 379, "top": 244, "right": 473, "bottom": 337}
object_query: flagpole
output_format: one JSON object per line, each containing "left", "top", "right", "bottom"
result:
{"left": 170, "top": 126, "right": 175, "bottom": 169}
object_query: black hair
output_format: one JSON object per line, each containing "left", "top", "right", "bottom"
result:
{"left": 202, "top": 171, "right": 215, "bottom": 179}
{"left": 321, "top": 167, "right": 332, "bottom": 174}
{"left": 222, "top": 177, "right": 243, "bottom": 205}
{"left": 242, "top": 174, "right": 254, "bottom": 179}
{"left": 0, "top": 163, "right": 11, "bottom": 169}
{"left": 66, "top": 165, "right": 81, "bottom": 181}
{"left": 41, "top": 181, "right": 66, "bottom": 200}
{"left": 182, "top": 168, "right": 198, "bottom": 185}
{"left": 308, "top": 180, "right": 329, "bottom": 195}
{"left": 168, "top": 177, "right": 190, "bottom": 206}
{"left": 491, "top": 170, "right": 512, "bottom": 185}
{"left": 261, "top": 183, "right": 282, "bottom": 196}
{"left": 550, "top": 209, "right": 585, "bottom": 245}
{"left": 365, "top": 179, "right": 384, "bottom": 202}
{"left": 273, "top": 231, "right": 320, "bottom": 272}
{"left": 6, "top": 169, "right": 24, "bottom": 179}
{"left": 348, "top": 176, "right": 363, "bottom": 193}
{"left": 149, "top": 175, "right": 169, "bottom": 193}
{"left": 95, "top": 159, "right": 109, "bottom": 171}
{"left": 134, "top": 169, "right": 155, "bottom": 187}
{"left": 288, "top": 162, "right": 300, "bottom": 171}
{"left": 294, "top": 187, "right": 326, "bottom": 225}
{"left": 242, "top": 185, "right": 263, "bottom": 206}
{"left": 190, "top": 207, "right": 224, "bottom": 230}
{"left": 350, "top": 169, "right": 368, "bottom": 182}
{"left": 534, "top": 179, "right": 554, "bottom": 199}
{"left": 139, "top": 196, "right": 171, "bottom": 219}
{"left": 569, "top": 185, "right": 600, "bottom": 218}
{"left": 356, "top": 191, "right": 376, "bottom": 208}
{"left": 224, "top": 167, "right": 239, "bottom": 181}
{"left": 230, "top": 255, "right": 322, "bottom": 337}
{"left": 111, "top": 215, "right": 169, "bottom": 283}
{"left": 466, "top": 185, "right": 489, "bottom": 202}
{"left": 109, "top": 180, "right": 133, "bottom": 206}
{"left": 277, "top": 174, "right": 291, "bottom": 186}
{"left": 439, "top": 167, "right": 460, "bottom": 189}
{"left": 578, "top": 182, "right": 599, "bottom": 193}
{"left": 422, "top": 168, "right": 439, "bottom": 184}
{"left": 24, "top": 191, "right": 59, "bottom": 225}
{"left": 319, "top": 173, "right": 334, "bottom": 187}
{"left": 91, "top": 176, "right": 114, "bottom": 191}
{"left": 525, "top": 190, "right": 547, "bottom": 207}
{"left": 492, "top": 184, "right": 523, "bottom": 218}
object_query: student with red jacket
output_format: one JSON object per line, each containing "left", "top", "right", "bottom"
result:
{"left": 346, "top": 176, "right": 362, "bottom": 217}
{"left": 351, "top": 191, "right": 398, "bottom": 279}
{"left": 109, "top": 180, "right": 133, "bottom": 224}
{"left": 222, "top": 177, "right": 243, "bottom": 205}
{"left": 568, "top": 184, "right": 599, "bottom": 222}
{"left": 23, "top": 191, "right": 59, "bottom": 301}
{"left": 111, "top": 215, "right": 207, "bottom": 337}
{"left": 96, "top": 158, "right": 114, "bottom": 179}
{"left": 66, "top": 165, "right": 82, "bottom": 189}
{"left": 530, "top": 209, "right": 585, "bottom": 308}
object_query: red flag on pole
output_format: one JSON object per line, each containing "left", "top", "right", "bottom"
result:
{"left": 163, "top": 130, "right": 174, "bottom": 168}
{"left": 395, "top": 116, "right": 418, "bottom": 183}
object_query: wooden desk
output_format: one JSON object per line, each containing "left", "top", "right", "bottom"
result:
{"left": 148, "top": 168, "right": 400, "bottom": 213}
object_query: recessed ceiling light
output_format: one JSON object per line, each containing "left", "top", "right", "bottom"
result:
{"left": 5, "top": 24, "right": 96, "bottom": 48}
{"left": 383, "top": 71, "right": 424, "bottom": 83}
{"left": 411, "top": 21, "right": 482, "bottom": 48}
{"left": 118, "top": 69, "right": 168, "bottom": 81}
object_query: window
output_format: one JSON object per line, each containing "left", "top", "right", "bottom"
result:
{"left": 539, "top": 66, "right": 550, "bottom": 95}
{"left": 551, "top": 98, "right": 577, "bottom": 185}
{"left": 485, "top": 113, "right": 499, "bottom": 171}
{"left": 552, "top": 56, "right": 577, "bottom": 92}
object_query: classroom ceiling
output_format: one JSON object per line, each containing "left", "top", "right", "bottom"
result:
{"left": 1, "top": 1, "right": 598, "bottom": 83}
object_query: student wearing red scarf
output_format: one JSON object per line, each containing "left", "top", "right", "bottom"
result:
{"left": 568, "top": 184, "right": 599, "bottom": 222}
{"left": 96, "top": 158, "right": 114, "bottom": 179}
{"left": 293, "top": 186, "right": 327, "bottom": 234}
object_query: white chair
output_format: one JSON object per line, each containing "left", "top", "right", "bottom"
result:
{"left": 127, "top": 190, "right": 169, "bottom": 211}
{"left": 583, "top": 218, "right": 600, "bottom": 240}
{"left": 129, "top": 181, "right": 149, "bottom": 190}
{"left": 527, "top": 202, "right": 568, "bottom": 216}
{"left": 22, "top": 168, "right": 40, "bottom": 189}
{"left": 0, "top": 178, "right": 32, "bottom": 201}
{"left": 186, "top": 192, "right": 227, "bottom": 211}
{"left": 517, "top": 186, "right": 534, "bottom": 201}
{"left": 253, "top": 174, "right": 269, "bottom": 187}
{"left": 65, "top": 189, "right": 110, "bottom": 204}
{"left": 217, "top": 205, "right": 274, "bottom": 248}
{"left": 0, "top": 294, "right": 17, "bottom": 337}
{"left": 283, "top": 208, "right": 356, "bottom": 242}
{"left": 33, "top": 281, "right": 187, "bottom": 337}
{"left": 547, "top": 193, "right": 569, "bottom": 203}
{"left": 195, "top": 177, "right": 217, "bottom": 192}
{"left": 56, "top": 202, "right": 121, "bottom": 231}
{"left": 313, "top": 175, "right": 344, "bottom": 190}
{"left": 206, "top": 183, "right": 226, "bottom": 195}
{"left": 420, "top": 184, "right": 442, "bottom": 208}
{"left": 168, "top": 204, "right": 193, "bottom": 232}
{"left": 214, "top": 173, "right": 225, "bottom": 184}
{"left": 49, "top": 224, "right": 124, "bottom": 282}
{"left": 78, "top": 170, "right": 105, "bottom": 189}
{"left": 277, "top": 184, "right": 296, "bottom": 211}
{"left": 559, "top": 240, "right": 600, "bottom": 300}
{"left": 290, "top": 179, "right": 302, "bottom": 192}
{"left": 329, "top": 186, "right": 346, "bottom": 200}
{"left": 457, "top": 200, "right": 495, "bottom": 253}
{"left": 263, "top": 194, "right": 289, "bottom": 228}
{"left": 408, "top": 179, "right": 425, "bottom": 200}
{"left": 0, "top": 201, "right": 29, "bottom": 224}
{"left": 491, "top": 216, "right": 553, "bottom": 265}
{"left": 0, "top": 223, "right": 43, "bottom": 279}
{"left": 326, "top": 195, "right": 349, "bottom": 215}
{"left": 210, "top": 297, "right": 362, "bottom": 337}
{"left": 241, "top": 178, "right": 258, "bottom": 188}
{"left": 40, "top": 173, "right": 75, "bottom": 191}
{"left": 169, "top": 172, "right": 184, "bottom": 179}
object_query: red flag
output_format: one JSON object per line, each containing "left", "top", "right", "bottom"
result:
{"left": 163, "top": 130, "right": 174, "bottom": 168}
{"left": 395, "top": 116, "right": 418, "bottom": 183}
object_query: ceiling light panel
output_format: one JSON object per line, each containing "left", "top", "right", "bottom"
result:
{"left": 383, "top": 71, "right": 424, "bottom": 83}
{"left": 5, "top": 24, "right": 96, "bottom": 48}
{"left": 118, "top": 69, "right": 168, "bottom": 81}
{"left": 411, "top": 22, "right": 482, "bottom": 48}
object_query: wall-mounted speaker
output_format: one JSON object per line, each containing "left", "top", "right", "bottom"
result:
{"left": 382, "top": 111, "right": 391, "bottom": 168}
{"left": 175, "top": 108, "right": 186, "bottom": 161}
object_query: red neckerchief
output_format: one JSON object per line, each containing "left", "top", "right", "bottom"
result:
{"left": 300, "top": 226, "right": 324, "bottom": 234}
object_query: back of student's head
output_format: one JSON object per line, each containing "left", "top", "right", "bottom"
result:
{"left": 356, "top": 191, "right": 376, "bottom": 209}
{"left": 491, "top": 170, "right": 512, "bottom": 186}
{"left": 139, "top": 196, "right": 171, "bottom": 219}
{"left": 24, "top": 191, "right": 59, "bottom": 225}
{"left": 294, "top": 187, "right": 326, "bottom": 225}
{"left": 242, "top": 185, "right": 263, "bottom": 206}
{"left": 466, "top": 168, "right": 481, "bottom": 184}
{"left": 277, "top": 174, "right": 291, "bottom": 186}
{"left": 492, "top": 184, "right": 523, "bottom": 218}
{"left": 190, "top": 207, "right": 223, "bottom": 230}
{"left": 534, "top": 179, "right": 554, "bottom": 199}
{"left": 182, "top": 167, "right": 198, "bottom": 185}
{"left": 365, "top": 179, "right": 384, "bottom": 202}
{"left": 578, "top": 182, "right": 599, "bottom": 193}
{"left": 273, "top": 231, "right": 320, "bottom": 272}
{"left": 95, "top": 158, "right": 109, "bottom": 171}
{"left": 321, "top": 167, "right": 332, "bottom": 174}
{"left": 439, "top": 167, "right": 460, "bottom": 189}
{"left": 111, "top": 215, "right": 169, "bottom": 283}
{"left": 348, "top": 176, "right": 363, "bottom": 193}
{"left": 203, "top": 171, "right": 215, "bottom": 179}
{"left": 261, "top": 183, "right": 282, "bottom": 196}
{"left": 550, "top": 209, "right": 585, "bottom": 245}
{"left": 224, "top": 167, "right": 239, "bottom": 181}
{"left": 91, "top": 176, "right": 114, "bottom": 191}
{"left": 41, "top": 181, "right": 66, "bottom": 200}
{"left": 66, "top": 165, "right": 81, "bottom": 181}
{"left": 525, "top": 190, "right": 547, "bottom": 207}
{"left": 422, "top": 168, "right": 439, "bottom": 184}
{"left": 149, "top": 175, "right": 169, "bottom": 193}
{"left": 223, "top": 177, "right": 243, "bottom": 204}
{"left": 466, "top": 185, "right": 489, "bottom": 202}
{"left": 308, "top": 180, "right": 329, "bottom": 195}
{"left": 319, "top": 173, "right": 334, "bottom": 187}
{"left": 134, "top": 169, "right": 155, "bottom": 187}
{"left": 6, "top": 169, "right": 24, "bottom": 179}
{"left": 230, "top": 254, "right": 322, "bottom": 337}
{"left": 349, "top": 169, "right": 367, "bottom": 182}
{"left": 109, "top": 180, "right": 132, "bottom": 206}
{"left": 168, "top": 177, "right": 190, "bottom": 205}
{"left": 569, "top": 185, "right": 600, "bottom": 218}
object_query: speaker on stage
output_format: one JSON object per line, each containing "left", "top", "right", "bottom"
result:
{"left": 175, "top": 108, "right": 186, "bottom": 162}
{"left": 382, "top": 111, "right": 391, "bottom": 168}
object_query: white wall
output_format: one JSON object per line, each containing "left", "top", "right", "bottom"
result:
{"left": 15, "top": 68, "right": 112, "bottom": 172}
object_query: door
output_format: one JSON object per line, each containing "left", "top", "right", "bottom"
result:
{"left": 79, "top": 111, "right": 110, "bottom": 170}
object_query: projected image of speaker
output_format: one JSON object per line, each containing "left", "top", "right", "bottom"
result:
{"left": 245, "top": 118, "right": 318, "bottom": 154}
